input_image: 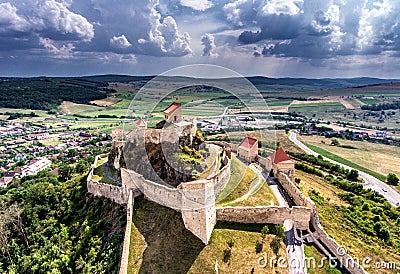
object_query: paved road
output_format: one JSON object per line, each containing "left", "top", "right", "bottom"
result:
{"left": 289, "top": 131, "right": 400, "bottom": 207}
{"left": 284, "top": 220, "right": 307, "bottom": 274}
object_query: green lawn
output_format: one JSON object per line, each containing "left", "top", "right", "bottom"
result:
{"left": 306, "top": 144, "right": 387, "bottom": 182}
{"left": 216, "top": 156, "right": 255, "bottom": 204}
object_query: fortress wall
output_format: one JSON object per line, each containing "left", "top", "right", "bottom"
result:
{"left": 205, "top": 141, "right": 231, "bottom": 148}
{"left": 277, "top": 172, "right": 311, "bottom": 208}
{"left": 119, "top": 191, "right": 134, "bottom": 274}
{"left": 87, "top": 180, "right": 129, "bottom": 204}
{"left": 231, "top": 143, "right": 238, "bottom": 152}
{"left": 212, "top": 155, "right": 231, "bottom": 195}
{"left": 276, "top": 171, "right": 366, "bottom": 274}
{"left": 122, "top": 168, "right": 182, "bottom": 210}
{"left": 120, "top": 124, "right": 196, "bottom": 145}
{"left": 216, "top": 206, "right": 311, "bottom": 229}
{"left": 181, "top": 180, "right": 216, "bottom": 244}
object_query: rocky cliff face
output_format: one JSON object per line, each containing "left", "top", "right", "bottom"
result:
{"left": 109, "top": 127, "right": 209, "bottom": 187}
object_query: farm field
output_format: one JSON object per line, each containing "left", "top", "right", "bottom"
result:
{"left": 300, "top": 135, "right": 400, "bottom": 179}
{"left": 288, "top": 101, "right": 346, "bottom": 114}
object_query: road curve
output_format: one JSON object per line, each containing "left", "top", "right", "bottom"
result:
{"left": 289, "top": 131, "right": 400, "bottom": 207}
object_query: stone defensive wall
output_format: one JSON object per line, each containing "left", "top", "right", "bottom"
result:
{"left": 276, "top": 172, "right": 366, "bottom": 274}
{"left": 112, "top": 123, "right": 196, "bottom": 145}
{"left": 119, "top": 190, "right": 134, "bottom": 274}
{"left": 121, "top": 167, "right": 182, "bottom": 210}
{"left": 216, "top": 206, "right": 311, "bottom": 229}
{"left": 120, "top": 153, "right": 231, "bottom": 211}
{"left": 87, "top": 180, "right": 130, "bottom": 205}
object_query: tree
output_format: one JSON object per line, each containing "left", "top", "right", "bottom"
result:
{"left": 59, "top": 164, "right": 73, "bottom": 182}
{"left": 75, "top": 160, "right": 88, "bottom": 174}
{"left": 387, "top": 173, "right": 399, "bottom": 186}
{"left": 347, "top": 169, "right": 359, "bottom": 181}
{"left": 331, "top": 138, "right": 340, "bottom": 146}
{"left": 270, "top": 237, "right": 281, "bottom": 256}
{"left": 275, "top": 224, "right": 285, "bottom": 239}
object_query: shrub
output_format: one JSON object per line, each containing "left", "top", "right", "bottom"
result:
{"left": 387, "top": 173, "right": 399, "bottom": 186}
{"left": 255, "top": 238, "right": 263, "bottom": 253}
{"left": 261, "top": 226, "right": 269, "bottom": 239}
{"left": 270, "top": 237, "right": 281, "bottom": 256}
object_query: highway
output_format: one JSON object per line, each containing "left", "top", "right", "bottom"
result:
{"left": 289, "top": 131, "right": 400, "bottom": 207}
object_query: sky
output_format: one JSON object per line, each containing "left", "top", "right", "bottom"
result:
{"left": 1, "top": 0, "right": 400, "bottom": 78}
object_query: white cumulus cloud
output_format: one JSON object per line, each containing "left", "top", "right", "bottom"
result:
{"left": 180, "top": 0, "right": 213, "bottom": 11}
{"left": 110, "top": 35, "right": 132, "bottom": 48}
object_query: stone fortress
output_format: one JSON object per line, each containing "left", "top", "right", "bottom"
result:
{"left": 87, "top": 101, "right": 366, "bottom": 274}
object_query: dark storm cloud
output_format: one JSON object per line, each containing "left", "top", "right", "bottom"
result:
{"left": 0, "top": 0, "right": 192, "bottom": 62}
{"left": 224, "top": 0, "right": 400, "bottom": 60}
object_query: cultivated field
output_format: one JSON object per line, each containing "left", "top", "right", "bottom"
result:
{"left": 300, "top": 135, "right": 400, "bottom": 179}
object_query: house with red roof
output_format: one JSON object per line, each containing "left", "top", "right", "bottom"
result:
{"left": 237, "top": 136, "right": 258, "bottom": 162}
{"left": 267, "top": 147, "right": 295, "bottom": 181}
{"left": 163, "top": 102, "right": 182, "bottom": 123}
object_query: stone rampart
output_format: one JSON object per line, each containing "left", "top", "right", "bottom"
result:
{"left": 87, "top": 180, "right": 129, "bottom": 204}
{"left": 276, "top": 172, "right": 366, "bottom": 274}
{"left": 216, "top": 206, "right": 311, "bottom": 229}
{"left": 119, "top": 190, "right": 134, "bottom": 274}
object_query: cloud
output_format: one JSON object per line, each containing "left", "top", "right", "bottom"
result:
{"left": 201, "top": 33, "right": 217, "bottom": 57}
{"left": 0, "top": 3, "right": 31, "bottom": 34}
{"left": 35, "top": 0, "right": 94, "bottom": 41}
{"left": 260, "top": 0, "right": 303, "bottom": 16}
{"left": 180, "top": 0, "right": 213, "bottom": 11}
{"left": 90, "top": 0, "right": 191, "bottom": 57}
{"left": 0, "top": 1, "right": 94, "bottom": 41}
{"left": 110, "top": 35, "right": 132, "bottom": 49}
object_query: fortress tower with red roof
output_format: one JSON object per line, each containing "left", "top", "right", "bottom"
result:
{"left": 267, "top": 147, "right": 295, "bottom": 181}
{"left": 237, "top": 136, "right": 258, "bottom": 162}
{"left": 163, "top": 102, "right": 182, "bottom": 123}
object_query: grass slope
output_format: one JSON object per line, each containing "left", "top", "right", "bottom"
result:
{"left": 128, "top": 196, "right": 288, "bottom": 274}
{"left": 295, "top": 170, "right": 400, "bottom": 273}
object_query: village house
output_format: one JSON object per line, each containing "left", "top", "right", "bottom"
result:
{"left": 26, "top": 132, "right": 50, "bottom": 140}
{"left": 21, "top": 157, "right": 52, "bottom": 178}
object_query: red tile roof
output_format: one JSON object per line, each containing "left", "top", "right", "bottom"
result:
{"left": 163, "top": 102, "right": 181, "bottom": 114}
{"left": 135, "top": 119, "right": 147, "bottom": 127}
{"left": 238, "top": 137, "right": 258, "bottom": 150}
{"left": 271, "top": 147, "right": 292, "bottom": 164}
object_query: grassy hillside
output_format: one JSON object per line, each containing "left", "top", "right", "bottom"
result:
{"left": 128, "top": 196, "right": 288, "bottom": 274}
{"left": 0, "top": 173, "right": 125, "bottom": 273}
{"left": 295, "top": 170, "right": 400, "bottom": 273}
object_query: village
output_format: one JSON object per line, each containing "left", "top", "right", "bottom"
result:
{"left": 0, "top": 120, "right": 112, "bottom": 187}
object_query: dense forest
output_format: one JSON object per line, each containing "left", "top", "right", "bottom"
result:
{"left": 0, "top": 78, "right": 110, "bottom": 110}
{"left": 0, "top": 168, "right": 125, "bottom": 273}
